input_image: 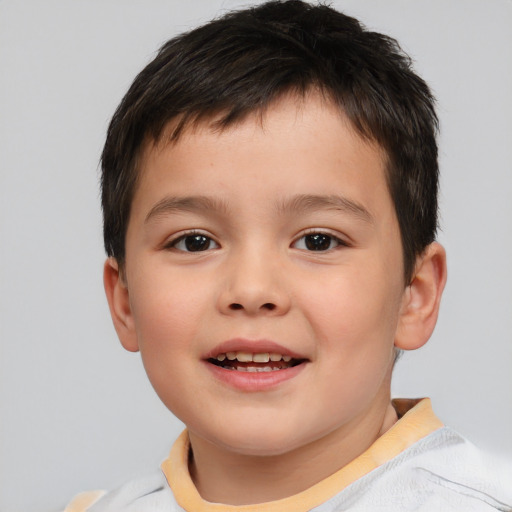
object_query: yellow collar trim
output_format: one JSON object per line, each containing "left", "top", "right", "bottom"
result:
{"left": 64, "top": 490, "right": 107, "bottom": 512}
{"left": 161, "top": 398, "right": 443, "bottom": 512}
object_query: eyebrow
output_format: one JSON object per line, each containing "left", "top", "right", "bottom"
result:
{"left": 145, "top": 193, "right": 374, "bottom": 224}
{"left": 145, "top": 195, "right": 231, "bottom": 223}
{"left": 276, "top": 194, "right": 374, "bottom": 224}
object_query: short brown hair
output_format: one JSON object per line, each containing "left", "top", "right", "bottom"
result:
{"left": 101, "top": 0, "right": 439, "bottom": 283}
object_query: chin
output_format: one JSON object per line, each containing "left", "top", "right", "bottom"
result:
{"left": 223, "top": 438, "right": 301, "bottom": 457}
{"left": 208, "top": 422, "right": 318, "bottom": 458}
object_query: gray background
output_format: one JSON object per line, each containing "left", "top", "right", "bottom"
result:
{"left": 1, "top": 1, "right": 511, "bottom": 510}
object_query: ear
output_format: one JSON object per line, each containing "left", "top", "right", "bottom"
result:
{"left": 103, "top": 258, "right": 140, "bottom": 352}
{"left": 395, "top": 242, "right": 447, "bottom": 351}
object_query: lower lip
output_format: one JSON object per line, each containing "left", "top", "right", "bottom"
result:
{"left": 205, "top": 361, "right": 306, "bottom": 391}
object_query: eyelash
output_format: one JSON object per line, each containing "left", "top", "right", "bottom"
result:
{"left": 164, "top": 229, "right": 349, "bottom": 253}
{"left": 292, "top": 230, "right": 349, "bottom": 252}
{"left": 164, "top": 230, "right": 220, "bottom": 253}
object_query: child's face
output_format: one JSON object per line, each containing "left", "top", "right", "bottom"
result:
{"left": 116, "top": 94, "right": 408, "bottom": 456}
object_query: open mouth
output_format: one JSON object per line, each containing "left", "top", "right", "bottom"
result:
{"left": 208, "top": 351, "right": 305, "bottom": 372}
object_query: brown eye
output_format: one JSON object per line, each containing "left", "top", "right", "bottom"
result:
{"left": 305, "top": 233, "right": 332, "bottom": 251}
{"left": 293, "top": 232, "right": 343, "bottom": 251}
{"left": 172, "top": 234, "right": 219, "bottom": 252}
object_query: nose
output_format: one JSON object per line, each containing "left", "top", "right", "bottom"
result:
{"left": 217, "top": 248, "right": 291, "bottom": 316}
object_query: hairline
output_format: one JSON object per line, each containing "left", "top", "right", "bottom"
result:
{"left": 118, "top": 90, "right": 409, "bottom": 279}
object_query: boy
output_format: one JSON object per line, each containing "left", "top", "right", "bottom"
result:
{"left": 66, "top": 1, "right": 512, "bottom": 510}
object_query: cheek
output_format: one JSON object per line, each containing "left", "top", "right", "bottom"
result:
{"left": 302, "top": 264, "right": 403, "bottom": 356}
{"left": 302, "top": 270, "right": 400, "bottom": 418}
{"left": 129, "top": 281, "right": 201, "bottom": 414}
{"left": 128, "top": 271, "right": 209, "bottom": 375}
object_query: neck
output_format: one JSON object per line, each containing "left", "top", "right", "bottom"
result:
{"left": 188, "top": 395, "right": 398, "bottom": 505}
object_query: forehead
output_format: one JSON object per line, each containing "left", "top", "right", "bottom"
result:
{"left": 133, "top": 93, "right": 391, "bottom": 221}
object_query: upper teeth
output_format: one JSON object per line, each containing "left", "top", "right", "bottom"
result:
{"left": 216, "top": 352, "right": 292, "bottom": 363}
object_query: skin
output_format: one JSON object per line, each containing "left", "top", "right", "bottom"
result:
{"left": 104, "top": 93, "right": 447, "bottom": 505}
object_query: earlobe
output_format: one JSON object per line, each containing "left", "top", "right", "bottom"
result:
{"left": 103, "top": 258, "right": 140, "bottom": 353}
{"left": 395, "top": 242, "right": 447, "bottom": 351}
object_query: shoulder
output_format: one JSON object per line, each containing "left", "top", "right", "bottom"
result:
{"left": 64, "top": 470, "right": 181, "bottom": 512}
{"left": 337, "top": 427, "right": 512, "bottom": 511}
{"left": 64, "top": 491, "right": 106, "bottom": 512}
{"left": 411, "top": 427, "right": 512, "bottom": 489}
{"left": 413, "top": 428, "right": 512, "bottom": 505}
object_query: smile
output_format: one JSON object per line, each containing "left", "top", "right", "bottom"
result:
{"left": 208, "top": 351, "right": 301, "bottom": 372}
{"left": 204, "top": 339, "right": 308, "bottom": 390}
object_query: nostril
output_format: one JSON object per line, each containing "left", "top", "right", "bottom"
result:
{"left": 228, "top": 302, "right": 277, "bottom": 311}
